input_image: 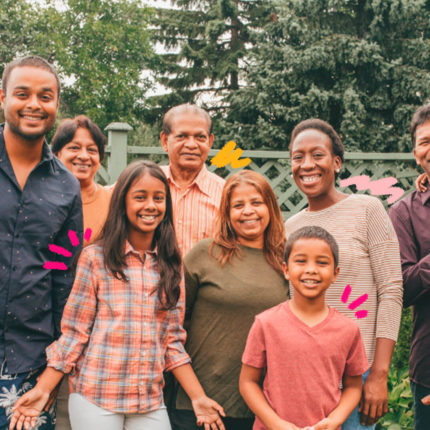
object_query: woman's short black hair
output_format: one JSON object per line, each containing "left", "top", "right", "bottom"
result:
{"left": 51, "top": 115, "right": 107, "bottom": 161}
{"left": 289, "top": 118, "right": 345, "bottom": 164}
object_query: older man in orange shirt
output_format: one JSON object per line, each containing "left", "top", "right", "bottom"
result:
{"left": 160, "top": 105, "right": 225, "bottom": 425}
{"left": 160, "top": 104, "right": 225, "bottom": 257}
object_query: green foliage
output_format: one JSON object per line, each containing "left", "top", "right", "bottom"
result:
{"left": 0, "top": 1, "right": 36, "bottom": 67}
{"left": 219, "top": 0, "right": 430, "bottom": 151}
{"left": 146, "top": 0, "right": 272, "bottom": 126}
{"left": 0, "top": 0, "right": 153, "bottom": 131}
{"left": 377, "top": 367, "right": 414, "bottom": 429}
{"left": 375, "top": 308, "right": 413, "bottom": 429}
{"left": 391, "top": 307, "right": 413, "bottom": 371}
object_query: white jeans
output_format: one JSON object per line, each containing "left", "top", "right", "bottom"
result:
{"left": 68, "top": 393, "right": 172, "bottom": 430}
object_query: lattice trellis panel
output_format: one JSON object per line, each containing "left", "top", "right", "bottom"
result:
{"left": 98, "top": 147, "right": 419, "bottom": 219}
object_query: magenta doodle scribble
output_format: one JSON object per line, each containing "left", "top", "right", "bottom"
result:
{"left": 48, "top": 244, "right": 72, "bottom": 257}
{"left": 43, "top": 261, "right": 68, "bottom": 270}
{"left": 68, "top": 229, "right": 80, "bottom": 247}
{"left": 84, "top": 228, "right": 92, "bottom": 242}
{"left": 45, "top": 229, "right": 93, "bottom": 271}
{"left": 341, "top": 284, "right": 368, "bottom": 319}
{"left": 45, "top": 229, "right": 81, "bottom": 271}
{"left": 340, "top": 175, "right": 404, "bottom": 204}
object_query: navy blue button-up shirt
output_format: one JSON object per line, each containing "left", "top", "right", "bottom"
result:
{"left": 0, "top": 124, "right": 83, "bottom": 374}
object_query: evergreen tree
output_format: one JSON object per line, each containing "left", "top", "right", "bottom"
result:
{"left": 146, "top": 0, "right": 271, "bottom": 126}
{"left": 220, "top": 0, "right": 430, "bottom": 151}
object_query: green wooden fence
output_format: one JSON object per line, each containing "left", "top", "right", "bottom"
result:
{"left": 99, "top": 123, "right": 419, "bottom": 217}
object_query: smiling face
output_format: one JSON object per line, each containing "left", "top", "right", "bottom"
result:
{"left": 56, "top": 127, "right": 101, "bottom": 187}
{"left": 290, "top": 129, "right": 341, "bottom": 201}
{"left": 125, "top": 173, "right": 167, "bottom": 250}
{"left": 283, "top": 238, "right": 339, "bottom": 301}
{"left": 414, "top": 120, "right": 430, "bottom": 179}
{"left": 160, "top": 112, "right": 214, "bottom": 175}
{"left": 0, "top": 66, "right": 58, "bottom": 142}
{"left": 229, "top": 183, "right": 270, "bottom": 249}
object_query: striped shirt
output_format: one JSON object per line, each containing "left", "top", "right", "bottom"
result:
{"left": 46, "top": 242, "right": 190, "bottom": 413}
{"left": 284, "top": 194, "right": 403, "bottom": 365}
{"left": 161, "top": 164, "right": 225, "bottom": 257}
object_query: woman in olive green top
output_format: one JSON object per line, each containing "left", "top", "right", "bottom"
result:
{"left": 171, "top": 170, "right": 289, "bottom": 430}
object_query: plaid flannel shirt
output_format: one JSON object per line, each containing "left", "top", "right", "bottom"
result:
{"left": 46, "top": 242, "right": 190, "bottom": 413}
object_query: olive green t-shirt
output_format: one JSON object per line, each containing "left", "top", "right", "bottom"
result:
{"left": 176, "top": 238, "right": 289, "bottom": 418}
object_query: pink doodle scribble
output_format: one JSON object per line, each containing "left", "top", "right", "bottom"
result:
{"left": 43, "top": 261, "right": 68, "bottom": 270}
{"left": 341, "top": 284, "right": 368, "bottom": 319}
{"left": 45, "top": 229, "right": 81, "bottom": 271}
{"left": 340, "top": 175, "right": 404, "bottom": 204}
{"left": 84, "top": 228, "right": 92, "bottom": 242}
{"left": 48, "top": 244, "right": 72, "bottom": 257}
{"left": 68, "top": 229, "right": 80, "bottom": 247}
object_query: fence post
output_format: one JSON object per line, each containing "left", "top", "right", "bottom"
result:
{"left": 105, "top": 122, "right": 133, "bottom": 183}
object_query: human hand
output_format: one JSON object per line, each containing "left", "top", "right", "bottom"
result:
{"left": 191, "top": 395, "right": 226, "bottom": 430}
{"left": 415, "top": 173, "right": 428, "bottom": 192}
{"left": 359, "top": 371, "right": 388, "bottom": 425}
{"left": 271, "top": 418, "right": 302, "bottom": 430}
{"left": 312, "top": 417, "right": 338, "bottom": 430}
{"left": 421, "top": 394, "right": 430, "bottom": 406}
{"left": 36, "top": 374, "right": 62, "bottom": 412}
{"left": 9, "top": 386, "right": 49, "bottom": 430}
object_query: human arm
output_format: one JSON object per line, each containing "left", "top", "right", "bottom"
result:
{"left": 51, "top": 193, "right": 83, "bottom": 338}
{"left": 47, "top": 246, "right": 98, "bottom": 373}
{"left": 239, "top": 364, "right": 301, "bottom": 430}
{"left": 165, "top": 273, "right": 224, "bottom": 430}
{"left": 361, "top": 199, "right": 403, "bottom": 422}
{"left": 389, "top": 201, "right": 430, "bottom": 306}
{"left": 10, "top": 248, "right": 98, "bottom": 429}
{"left": 183, "top": 245, "right": 204, "bottom": 330}
{"left": 9, "top": 367, "right": 64, "bottom": 430}
{"left": 172, "top": 364, "right": 226, "bottom": 430}
{"left": 359, "top": 338, "right": 394, "bottom": 425}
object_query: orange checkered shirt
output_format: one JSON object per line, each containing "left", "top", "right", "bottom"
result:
{"left": 46, "top": 242, "right": 190, "bottom": 413}
{"left": 161, "top": 164, "right": 225, "bottom": 257}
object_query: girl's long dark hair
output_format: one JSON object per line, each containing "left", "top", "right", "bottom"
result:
{"left": 99, "top": 160, "right": 181, "bottom": 309}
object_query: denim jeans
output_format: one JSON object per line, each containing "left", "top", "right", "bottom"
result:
{"left": 410, "top": 380, "right": 430, "bottom": 430}
{"left": 342, "top": 369, "right": 375, "bottom": 430}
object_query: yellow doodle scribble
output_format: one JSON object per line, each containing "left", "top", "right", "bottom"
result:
{"left": 210, "top": 140, "right": 252, "bottom": 169}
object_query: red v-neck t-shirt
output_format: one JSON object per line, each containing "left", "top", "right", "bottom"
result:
{"left": 242, "top": 302, "right": 369, "bottom": 428}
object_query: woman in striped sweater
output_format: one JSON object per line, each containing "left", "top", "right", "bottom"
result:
{"left": 284, "top": 119, "right": 403, "bottom": 430}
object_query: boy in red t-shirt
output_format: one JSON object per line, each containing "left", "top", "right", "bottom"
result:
{"left": 240, "top": 226, "right": 369, "bottom": 430}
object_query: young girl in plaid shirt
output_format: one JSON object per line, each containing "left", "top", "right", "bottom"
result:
{"left": 10, "top": 160, "right": 225, "bottom": 430}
